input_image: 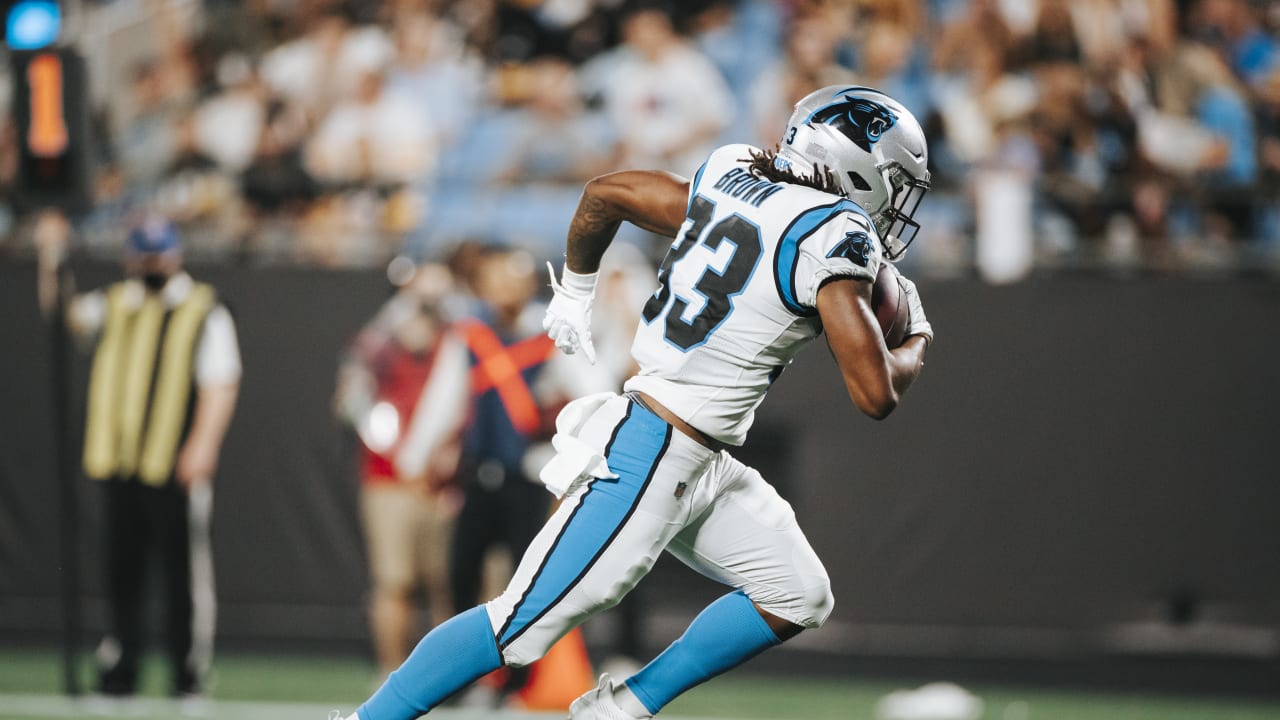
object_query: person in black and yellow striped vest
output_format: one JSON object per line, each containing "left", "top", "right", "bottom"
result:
{"left": 40, "top": 217, "right": 241, "bottom": 699}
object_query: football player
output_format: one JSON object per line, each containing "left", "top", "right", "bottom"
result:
{"left": 341, "top": 85, "right": 933, "bottom": 720}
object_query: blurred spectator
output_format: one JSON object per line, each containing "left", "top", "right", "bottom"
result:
{"left": 260, "top": 6, "right": 394, "bottom": 119}
{"left": 239, "top": 98, "right": 320, "bottom": 261}
{"left": 497, "top": 58, "right": 619, "bottom": 185}
{"left": 933, "top": 0, "right": 1021, "bottom": 77}
{"left": 240, "top": 100, "right": 319, "bottom": 216}
{"left": 306, "top": 63, "right": 437, "bottom": 186}
{"left": 1028, "top": 0, "right": 1084, "bottom": 66}
{"left": 149, "top": 110, "right": 244, "bottom": 258}
{"left": 932, "top": 7, "right": 1041, "bottom": 281}
{"left": 1194, "top": 0, "right": 1280, "bottom": 88}
{"left": 386, "top": 11, "right": 484, "bottom": 147}
{"left": 932, "top": 36, "right": 1037, "bottom": 167}
{"left": 1132, "top": 34, "right": 1259, "bottom": 247}
{"left": 600, "top": 4, "right": 734, "bottom": 175}
{"left": 688, "top": 0, "right": 779, "bottom": 104}
{"left": 852, "top": 19, "right": 931, "bottom": 120}
{"left": 293, "top": 46, "right": 435, "bottom": 267}
{"left": 335, "top": 264, "right": 470, "bottom": 680}
{"left": 748, "top": 11, "right": 852, "bottom": 146}
{"left": 1186, "top": 47, "right": 1259, "bottom": 243}
{"left": 192, "top": 53, "right": 267, "bottom": 174}
{"left": 1032, "top": 62, "right": 1139, "bottom": 252}
{"left": 115, "top": 60, "right": 183, "bottom": 190}
{"left": 36, "top": 215, "right": 240, "bottom": 699}
{"left": 1043, "top": 0, "right": 1121, "bottom": 68}
{"left": 1027, "top": 2, "right": 1139, "bottom": 253}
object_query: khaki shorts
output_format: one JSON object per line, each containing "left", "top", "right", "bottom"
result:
{"left": 361, "top": 482, "right": 455, "bottom": 594}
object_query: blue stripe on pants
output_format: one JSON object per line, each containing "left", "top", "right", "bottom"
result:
{"left": 497, "top": 402, "right": 672, "bottom": 648}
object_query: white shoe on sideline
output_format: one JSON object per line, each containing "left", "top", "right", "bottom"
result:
{"left": 568, "top": 673, "right": 646, "bottom": 719}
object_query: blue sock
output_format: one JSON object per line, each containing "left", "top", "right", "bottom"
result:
{"left": 626, "top": 590, "right": 781, "bottom": 714}
{"left": 357, "top": 606, "right": 502, "bottom": 720}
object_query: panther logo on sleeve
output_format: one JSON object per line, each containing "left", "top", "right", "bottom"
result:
{"left": 828, "top": 230, "right": 873, "bottom": 268}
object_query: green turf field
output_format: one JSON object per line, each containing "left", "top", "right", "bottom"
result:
{"left": 1, "top": 648, "right": 1278, "bottom": 720}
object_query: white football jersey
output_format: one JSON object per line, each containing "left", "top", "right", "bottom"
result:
{"left": 624, "top": 144, "right": 883, "bottom": 445}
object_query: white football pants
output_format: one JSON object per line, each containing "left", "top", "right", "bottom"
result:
{"left": 485, "top": 394, "right": 833, "bottom": 667}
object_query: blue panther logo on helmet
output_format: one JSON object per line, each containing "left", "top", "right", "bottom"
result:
{"left": 806, "top": 89, "right": 899, "bottom": 153}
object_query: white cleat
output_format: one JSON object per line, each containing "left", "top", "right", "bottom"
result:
{"left": 568, "top": 674, "right": 647, "bottom": 719}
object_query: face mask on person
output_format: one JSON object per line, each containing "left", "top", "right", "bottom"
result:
{"left": 142, "top": 272, "right": 170, "bottom": 292}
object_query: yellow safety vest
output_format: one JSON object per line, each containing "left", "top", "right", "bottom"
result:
{"left": 82, "top": 281, "right": 216, "bottom": 485}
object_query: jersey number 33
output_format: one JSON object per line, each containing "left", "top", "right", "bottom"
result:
{"left": 641, "top": 195, "right": 762, "bottom": 350}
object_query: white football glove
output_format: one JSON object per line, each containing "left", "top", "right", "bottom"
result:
{"left": 543, "top": 261, "right": 598, "bottom": 364}
{"left": 889, "top": 264, "right": 933, "bottom": 346}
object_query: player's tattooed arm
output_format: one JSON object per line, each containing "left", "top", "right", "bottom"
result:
{"left": 565, "top": 193, "right": 623, "bottom": 272}
{"left": 565, "top": 170, "right": 690, "bottom": 273}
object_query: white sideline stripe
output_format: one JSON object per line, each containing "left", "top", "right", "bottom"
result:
{"left": 187, "top": 481, "right": 217, "bottom": 684}
{"left": 0, "top": 694, "right": 742, "bottom": 720}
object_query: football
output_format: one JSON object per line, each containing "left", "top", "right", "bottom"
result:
{"left": 871, "top": 264, "right": 910, "bottom": 348}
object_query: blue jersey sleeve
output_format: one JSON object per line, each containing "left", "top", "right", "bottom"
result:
{"left": 794, "top": 211, "right": 881, "bottom": 308}
{"left": 776, "top": 204, "right": 881, "bottom": 313}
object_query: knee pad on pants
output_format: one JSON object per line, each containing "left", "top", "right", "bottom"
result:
{"left": 798, "top": 578, "right": 835, "bottom": 629}
{"left": 748, "top": 576, "right": 834, "bottom": 630}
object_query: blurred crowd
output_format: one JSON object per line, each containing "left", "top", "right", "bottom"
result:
{"left": 5, "top": 0, "right": 1280, "bottom": 276}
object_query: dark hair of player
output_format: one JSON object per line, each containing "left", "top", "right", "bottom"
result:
{"left": 744, "top": 146, "right": 844, "bottom": 196}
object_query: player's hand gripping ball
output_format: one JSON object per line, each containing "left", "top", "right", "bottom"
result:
{"left": 871, "top": 264, "right": 911, "bottom": 348}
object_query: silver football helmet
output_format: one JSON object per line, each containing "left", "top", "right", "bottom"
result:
{"left": 775, "top": 86, "right": 930, "bottom": 260}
